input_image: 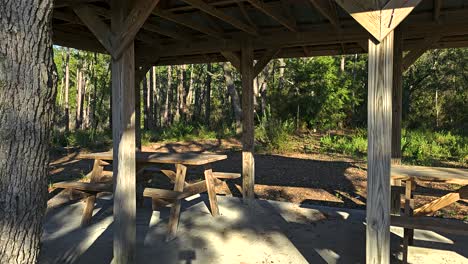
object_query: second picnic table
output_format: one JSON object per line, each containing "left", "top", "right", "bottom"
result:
{"left": 55, "top": 151, "right": 239, "bottom": 240}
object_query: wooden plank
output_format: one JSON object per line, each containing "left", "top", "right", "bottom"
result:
{"left": 79, "top": 152, "right": 228, "bottom": 166}
{"left": 241, "top": 39, "right": 255, "bottom": 201}
{"left": 413, "top": 192, "right": 461, "bottom": 216}
{"left": 111, "top": 0, "right": 136, "bottom": 261}
{"left": 204, "top": 165, "right": 220, "bottom": 216}
{"left": 433, "top": 0, "right": 442, "bottom": 22}
{"left": 221, "top": 51, "right": 241, "bottom": 72}
{"left": 53, "top": 181, "right": 112, "bottom": 192}
{"left": 113, "top": 0, "right": 161, "bottom": 59}
{"left": 142, "top": 188, "right": 183, "bottom": 199}
{"left": 213, "top": 172, "right": 241, "bottom": 179}
{"left": 81, "top": 194, "right": 97, "bottom": 226}
{"left": 181, "top": 0, "right": 257, "bottom": 35}
{"left": 391, "top": 215, "right": 468, "bottom": 236}
{"left": 391, "top": 26, "right": 403, "bottom": 166}
{"left": 73, "top": 5, "right": 115, "bottom": 56}
{"left": 167, "top": 164, "right": 187, "bottom": 241}
{"left": 253, "top": 48, "right": 281, "bottom": 77}
{"left": 246, "top": 0, "right": 297, "bottom": 32}
{"left": 391, "top": 165, "right": 468, "bottom": 185}
{"left": 366, "top": 31, "right": 394, "bottom": 264}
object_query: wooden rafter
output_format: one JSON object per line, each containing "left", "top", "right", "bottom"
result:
{"left": 153, "top": 8, "right": 224, "bottom": 39}
{"left": 402, "top": 34, "right": 441, "bottom": 71}
{"left": 73, "top": 5, "right": 115, "bottom": 56}
{"left": 54, "top": 0, "right": 100, "bottom": 8}
{"left": 181, "top": 0, "right": 258, "bottom": 35}
{"left": 73, "top": 0, "right": 160, "bottom": 59}
{"left": 253, "top": 48, "right": 281, "bottom": 77}
{"left": 113, "top": 0, "right": 161, "bottom": 59}
{"left": 142, "top": 21, "right": 193, "bottom": 41}
{"left": 221, "top": 51, "right": 241, "bottom": 71}
{"left": 237, "top": 1, "right": 257, "bottom": 31}
{"left": 309, "top": 0, "right": 340, "bottom": 29}
{"left": 334, "top": 0, "right": 422, "bottom": 41}
{"left": 246, "top": 0, "right": 297, "bottom": 32}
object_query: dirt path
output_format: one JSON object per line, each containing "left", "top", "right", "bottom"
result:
{"left": 49, "top": 139, "right": 468, "bottom": 221}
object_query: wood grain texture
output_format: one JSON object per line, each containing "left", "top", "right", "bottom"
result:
{"left": 413, "top": 192, "right": 460, "bottom": 216}
{"left": 367, "top": 31, "right": 394, "bottom": 264}
{"left": 391, "top": 165, "right": 468, "bottom": 185}
{"left": 80, "top": 151, "right": 228, "bottom": 166}
{"left": 111, "top": 0, "right": 136, "bottom": 262}
{"left": 167, "top": 164, "right": 187, "bottom": 241}
{"left": 403, "top": 179, "right": 414, "bottom": 264}
{"left": 81, "top": 194, "right": 97, "bottom": 226}
{"left": 246, "top": 0, "right": 297, "bottom": 31}
{"left": 204, "top": 166, "right": 220, "bottom": 216}
{"left": 241, "top": 39, "right": 255, "bottom": 201}
{"left": 391, "top": 27, "right": 403, "bottom": 165}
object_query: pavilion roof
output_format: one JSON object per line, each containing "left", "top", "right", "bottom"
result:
{"left": 53, "top": 0, "right": 468, "bottom": 66}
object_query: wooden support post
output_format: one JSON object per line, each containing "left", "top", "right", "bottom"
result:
{"left": 391, "top": 27, "right": 403, "bottom": 215}
{"left": 241, "top": 39, "right": 255, "bottom": 202}
{"left": 111, "top": 0, "right": 136, "bottom": 262}
{"left": 367, "top": 31, "right": 394, "bottom": 264}
{"left": 204, "top": 165, "right": 220, "bottom": 216}
{"left": 403, "top": 179, "right": 415, "bottom": 264}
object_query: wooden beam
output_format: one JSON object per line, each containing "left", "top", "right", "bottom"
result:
{"left": 241, "top": 39, "right": 255, "bottom": 202}
{"left": 111, "top": 0, "right": 136, "bottom": 261}
{"left": 153, "top": 8, "right": 224, "bottom": 39}
{"left": 246, "top": 0, "right": 297, "bottom": 32}
{"left": 253, "top": 48, "right": 281, "bottom": 77}
{"left": 402, "top": 35, "right": 441, "bottom": 71}
{"left": 237, "top": 1, "right": 257, "bottom": 30}
{"left": 142, "top": 21, "right": 192, "bottom": 41}
{"left": 413, "top": 192, "right": 460, "bottom": 216}
{"left": 73, "top": 5, "right": 115, "bottom": 56}
{"left": 54, "top": 0, "right": 100, "bottom": 8}
{"left": 334, "top": 0, "right": 422, "bottom": 41}
{"left": 309, "top": 0, "right": 340, "bottom": 29}
{"left": 181, "top": 0, "right": 257, "bottom": 35}
{"left": 221, "top": 51, "right": 241, "bottom": 71}
{"left": 433, "top": 0, "right": 442, "bottom": 22}
{"left": 113, "top": 0, "right": 161, "bottom": 59}
{"left": 391, "top": 215, "right": 468, "bottom": 236}
{"left": 367, "top": 31, "right": 394, "bottom": 264}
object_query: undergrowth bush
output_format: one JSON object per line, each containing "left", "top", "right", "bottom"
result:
{"left": 51, "top": 129, "right": 112, "bottom": 150}
{"left": 255, "top": 106, "right": 295, "bottom": 152}
{"left": 319, "top": 129, "right": 468, "bottom": 165}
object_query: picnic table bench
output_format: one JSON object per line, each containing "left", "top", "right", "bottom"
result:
{"left": 390, "top": 165, "right": 468, "bottom": 264}
{"left": 53, "top": 151, "right": 240, "bottom": 240}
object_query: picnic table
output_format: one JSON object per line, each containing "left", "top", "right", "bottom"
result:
{"left": 53, "top": 151, "right": 240, "bottom": 240}
{"left": 390, "top": 165, "right": 468, "bottom": 264}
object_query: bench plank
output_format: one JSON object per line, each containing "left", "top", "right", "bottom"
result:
{"left": 143, "top": 188, "right": 183, "bottom": 200}
{"left": 391, "top": 215, "right": 468, "bottom": 236}
{"left": 213, "top": 172, "right": 241, "bottom": 179}
{"left": 391, "top": 165, "right": 468, "bottom": 185}
{"left": 53, "top": 181, "right": 112, "bottom": 193}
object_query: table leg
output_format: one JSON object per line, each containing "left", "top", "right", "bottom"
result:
{"left": 167, "top": 164, "right": 187, "bottom": 241}
{"left": 204, "top": 165, "right": 219, "bottom": 217}
{"left": 403, "top": 179, "right": 414, "bottom": 264}
{"left": 81, "top": 194, "right": 96, "bottom": 227}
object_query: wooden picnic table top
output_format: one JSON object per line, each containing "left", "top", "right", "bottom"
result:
{"left": 79, "top": 151, "right": 227, "bottom": 166}
{"left": 391, "top": 165, "right": 468, "bottom": 185}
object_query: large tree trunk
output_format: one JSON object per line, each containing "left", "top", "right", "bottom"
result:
{"left": 152, "top": 67, "right": 159, "bottom": 128}
{"left": 223, "top": 63, "right": 242, "bottom": 133}
{"left": 143, "top": 73, "right": 148, "bottom": 130}
{"left": 148, "top": 68, "right": 154, "bottom": 129}
{"left": 0, "top": 1, "right": 56, "bottom": 263}
{"left": 75, "top": 68, "right": 83, "bottom": 129}
{"left": 178, "top": 64, "right": 188, "bottom": 122}
{"left": 164, "top": 66, "right": 172, "bottom": 125}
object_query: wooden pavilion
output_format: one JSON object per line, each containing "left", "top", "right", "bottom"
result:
{"left": 51, "top": 0, "right": 468, "bottom": 263}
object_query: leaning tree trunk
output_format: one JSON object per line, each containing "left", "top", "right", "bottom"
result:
{"left": 0, "top": 1, "right": 56, "bottom": 263}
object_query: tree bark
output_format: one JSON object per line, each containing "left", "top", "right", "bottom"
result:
{"left": 143, "top": 73, "right": 148, "bottom": 130}
{"left": 0, "top": 1, "right": 56, "bottom": 262}
{"left": 152, "top": 67, "right": 159, "bottom": 128}
{"left": 148, "top": 68, "right": 154, "bottom": 129}
{"left": 223, "top": 63, "right": 242, "bottom": 133}
{"left": 205, "top": 63, "right": 212, "bottom": 125}
{"left": 164, "top": 65, "right": 172, "bottom": 125}
{"left": 64, "top": 48, "right": 70, "bottom": 132}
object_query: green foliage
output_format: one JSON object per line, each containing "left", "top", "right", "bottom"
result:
{"left": 51, "top": 129, "right": 111, "bottom": 150}
{"left": 319, "top": 129, "right": 468, "bottom": 165}
{"left": 255, "top": 106, "right": 295, "bottom": 152}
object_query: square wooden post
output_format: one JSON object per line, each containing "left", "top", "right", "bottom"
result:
{"left": 111, "top": 0, "right": 136, "bottom": 262}
{"left": 241, "top": 39, "right": 255, "bottom": 201}
{"left": 391, "top": 27, "right": 403, "bottom": 215}
{"left": 367, "top": 31, "right": 394, "bottom": 264}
